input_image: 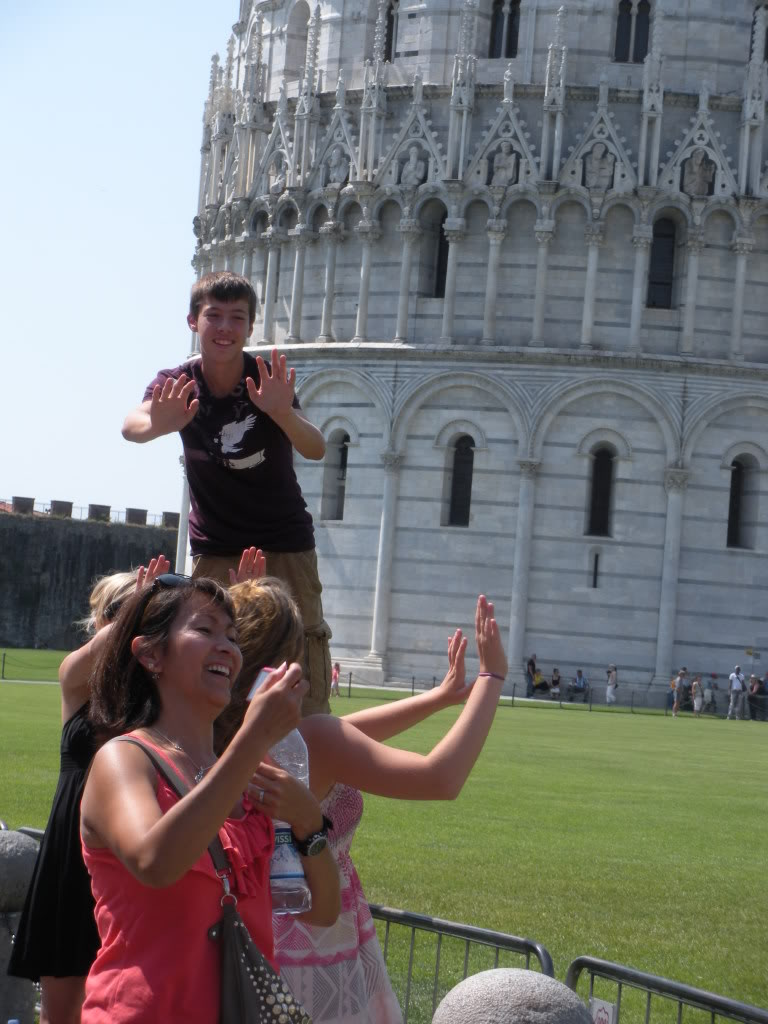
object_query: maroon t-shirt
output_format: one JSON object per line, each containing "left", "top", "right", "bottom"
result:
{"left": 144, "top": 353, "right": 314, "bottom": 556}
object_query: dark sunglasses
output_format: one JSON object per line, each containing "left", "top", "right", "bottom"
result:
{"left": 150, "top": 572, "right": 194, "bottom": 593}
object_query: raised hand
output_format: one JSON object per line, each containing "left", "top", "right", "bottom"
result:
{"left": 242, "top": 662, "right": 307, "bottom": 751}
{"left": 436, "top": 629, "right": 472, "bottom": 706}
{"left": 475, "top": 595, "right": 508, "bottom": 682}
{"left": 229, "top": 547, "right": 266, "bottom": 585}
{"left": 148, "top": 374, "right": 199, "bottom": 435}
{"left": 135, "top": 554, "right": 171, "bottom": 592}
{"left": 246, "top": 348, "right": 296, "bottom": 420}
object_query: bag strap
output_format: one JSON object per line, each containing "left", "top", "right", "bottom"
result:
{"left": 116, "top": 735, "right": 232, "bottom": 878}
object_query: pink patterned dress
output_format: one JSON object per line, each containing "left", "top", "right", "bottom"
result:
{"left": 273, "top": 784, "right": 403, "bottom": 1023}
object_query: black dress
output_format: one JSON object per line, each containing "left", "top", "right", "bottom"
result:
{"left": 8, "top": 703, "right": 100, "bottom": 981}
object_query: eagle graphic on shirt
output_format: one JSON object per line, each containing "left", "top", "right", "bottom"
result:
{"left": 216, "top": 414, "right": 265, "bottom": 470}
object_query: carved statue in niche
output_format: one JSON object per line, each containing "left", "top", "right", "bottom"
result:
{"left": 584, "top": 142, "right": 615, "bottom": 190}
{"left": 682, "top": 147, "right": 715, "bottom": 196}
{"left": 268, "top": 153, "right": 287, "bottom": 195}
{"left": 490, "top": 141, "right": 518, "bottom": 187}
{"left": 400, "top": 145, "right": 427, "bottom": 186}
{"left": 326, "top": 145, "right": 349, "bottom": 185}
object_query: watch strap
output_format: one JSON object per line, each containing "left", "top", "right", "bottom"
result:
{"left": 292, "top": 814, "right": 333, "bottom": 856}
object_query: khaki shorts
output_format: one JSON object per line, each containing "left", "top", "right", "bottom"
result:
{"left": 192, "top": 548, "right": 332, "bottom": 716}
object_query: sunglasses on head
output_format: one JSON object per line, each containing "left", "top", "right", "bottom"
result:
{"left": 150, "top": 572, "right": 194, "bottom": 593}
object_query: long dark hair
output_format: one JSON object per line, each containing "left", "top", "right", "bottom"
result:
{"left": 89, "top": 577, "right": 235, "bottom": 738}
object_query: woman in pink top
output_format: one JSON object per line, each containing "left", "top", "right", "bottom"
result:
{"left": 221, "top": 578, "right": 508, "bottom": 1024}
{"left": 79, "top": 574, "right": 340, "bottom": 1023}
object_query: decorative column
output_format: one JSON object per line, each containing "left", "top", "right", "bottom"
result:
{"left": 351, "top": 221, "right": 381, "bottom": 344}
{"left": 680, "top": 231, "right": 704, "bottom": 355}
{"left": 507, "top": 460, "right": 539, "bottom": 691}
{"left": 366, "top": 449, "right": 403, "bottom": 675}
{"left": 628, "top": 227, "right": 652, "bottom": 352}
{"left": 580, "top": 225, "right": 604, "bottom": 349}
{"left": 651, "top": 469, "right": 689, "bottom": 686}
{"left": 440, "top": 218, "right": 466, "bottom": 345}
{"left": 482, "top": 219, "right": 507, "bottom": 344}
{"left": 174, "top": 456, "right": 192, "bottom": 575}
{"left": 530, "top": 223, "right": 554, "bottom": 346}
{"left": 317, "top": 222, "right": 340, "bottom": 343}
{"left": 286, "top": 228, "right": 312, "bottom": 343}
{"left": 729, "top": 237, "right": 753, "bottom": 361}
{"left": 394, "top": 219, "right": 421, "bottom": 343}
{"left": 261, "top": 230, "right": 284, "bottom": 344}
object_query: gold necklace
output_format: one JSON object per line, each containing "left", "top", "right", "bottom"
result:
{"left": 151, "top": 728, "right": 216, "bottom": 785}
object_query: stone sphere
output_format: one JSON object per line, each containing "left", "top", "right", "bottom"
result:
{"left": 433, "top": 968, "right": 593, "bottom": 1024}
{"left": 0, "top": 831, "right": 40, "bottom": 912}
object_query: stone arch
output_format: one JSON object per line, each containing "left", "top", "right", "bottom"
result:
{"left": 371, "top": 190, "right": 405, "bottom": 220}
{"left": 721, "top": 440, "right": 768, "bottom": 472}
{"left": 275, "top": 196, "right": 301, "bottom": 229}
{"left": 247, "top": 200, "right": 271, "bottom": 235}
{"left": 392, "top": 371, "right": 527, "bottom": 453}
{"left": 458, "top": 191, "right": 494, "bottom": 218}
{"left": 600, "top": 194, "right": 640, "bottom": 224}
{"left": 529, "top": 378, "right": 678, "bottom": 463}
{"left": 284, "top": 0, "right": 311, "bottom": 83}
{"left": 319, "top": 414, "right": 361, "bottom": 447}
{"left": 577, "top": 427, "right": 632, "bottom": 460}
{"left": 412, "top": 188, "right": 451, "bottom": 220}
{"left": 647, "top": 196, "right": 693, "bottom": 229}
{"left": 549, "top": 188, "right": 593, "bottom": 221}
{"left": 700, "top": 199, "right": 741, "bottom": 233}
{"left": 434, "top": 418, "right": 489, "bottom": 450}
{"left": 499, "top": 190, "right": 541, "bottom": 220}
{"left": 296, "top": 367, "right": 390, "bottom": 428}
{"left": 336, "top": 194, "right": 365, "bottom": 223}
{"left": 303, "top": 195, "right": 334, "bottom": 227}
{"left": 750, "top": 202, "right": 768, "bottom": 228}
{"left": 682, "top": 393, "right": 768, "bottom": 467}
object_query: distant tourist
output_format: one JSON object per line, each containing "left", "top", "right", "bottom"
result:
{"left": 691, "top": 674, "right": 704, "bottom": 717}
{"left": 672, "top": 667, "right": 687, "bottom": 717}
{"left": 568, "top": 669, "right": 588, "bottom": 702}
{"left": 606, "top": 664, "right": 618, "bottom": 704}
{"left": 526, "top": 652, "right": 537, "bottom": 698}
{"left": 727, "top": 665, "right": 745, "bottom": 720}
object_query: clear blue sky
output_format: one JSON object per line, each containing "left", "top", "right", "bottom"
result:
{"left": 1, "top": 1, "right": 238, "bottom": 516}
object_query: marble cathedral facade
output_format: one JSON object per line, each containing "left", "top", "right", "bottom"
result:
{"left": 185, "top": 0, "right": 768, "bottom": 689}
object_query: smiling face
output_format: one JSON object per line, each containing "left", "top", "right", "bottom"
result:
{"left": 187, "top": 296, "right": 254, "bottom": 371}
{"left": 151, "top": 592, "right": 242, "bottom": 714}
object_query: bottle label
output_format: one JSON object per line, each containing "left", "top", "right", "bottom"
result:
{"left": 270, "top": 825, "right": 305, "bottom": 880}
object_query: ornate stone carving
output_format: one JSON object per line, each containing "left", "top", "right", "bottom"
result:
{"left": 380, "top": 449, "right": 403, "bottom": 471}
{"left": 326, "top": 145, "right": 350, "bottom": 185}
{"left": 682, "top": 148, "right": 715, "bottom": 197}
{"left": 584, "top": 142, "right": 615, "bottom": 191}
{"left": 664, "top": 468, "right": 690, "bottom": 493}
{"left": 400, "top": 145, "right": 427, "bottom": 186}
{"left": 268, "top": 153, "right": 287, "bottom": 195}
{"left": 732, "top": 237, "right": 754, "bottom": 257}
{"left": 490, "top": 141, "right": 518, "bottom": 187}
{"left": 518, "top": 459, "right": 540, "bottom": 478}
{"left": 631, "top": 227, "right": 653, "bottom": 250}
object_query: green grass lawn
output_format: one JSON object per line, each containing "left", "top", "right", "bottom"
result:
{"left": 2, "top": 683, "right": 766, "bottom": 1018}
{"left": 0, "top": 647, "right": 68, "bottom": 681}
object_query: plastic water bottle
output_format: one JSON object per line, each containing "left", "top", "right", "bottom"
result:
{"left": 268, "top": 728, "right": 313, "bottom": 915}
{"left": 248, "top": 667, "right": 313, "bottom": 915}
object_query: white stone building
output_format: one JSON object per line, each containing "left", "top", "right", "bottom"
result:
{"left": 186, "top": 0, "right": 768, "bottom": 690}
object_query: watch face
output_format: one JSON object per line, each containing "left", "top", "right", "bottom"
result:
{"left": 306, "top": 833, "right": 328, "bottom": 857}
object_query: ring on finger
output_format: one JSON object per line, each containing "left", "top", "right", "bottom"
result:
{"left": 258, "top": 788, "right": 265, "bottom": 803}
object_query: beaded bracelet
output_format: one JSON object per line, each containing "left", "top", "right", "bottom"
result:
{"left": 477, "top": 671, "right": 506, "bottom": 682}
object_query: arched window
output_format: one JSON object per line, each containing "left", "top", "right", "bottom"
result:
{"left": 285, "top": 0, "right": 310, "bottom": 82}
{"left": 447, "top": 435, "right": 475, "bottom": 527}
{"left": 587, "top": 447, "right": 614, "bottom": 537}
{"left": 321, "top": 430, "right": 350, "bottom": 521}
{"left": 646, "top": 218, "right": 676, "bottom": 309}
{"left": 434, "top": 212, "right": 449, "bottom": 299}
{"left": 488, "top": 0, "right": 521, "bottom": 59}
{"left": 614, "top": 0, "right": 651, "bottom": 64}
{"left": 384, "top": 0, "right": 398, "bottom": 61}
{"left": 727, "top": 455, "right": 758, "bottom": 549}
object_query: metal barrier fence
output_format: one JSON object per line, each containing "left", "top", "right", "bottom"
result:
{"left": 565, "top": 956, "right": 768, "bottom": 1024}
{"left": 369, "top": 903, "right": 554, "bottom": 1023}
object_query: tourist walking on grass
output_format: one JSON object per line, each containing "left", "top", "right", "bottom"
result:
{"left": 727, "top": 665, "right": 745, "bottom": 720}
{"left": 221, "top": 577, "right": 508, "bottom": 1024}
{"left": 7, "top": 556, "right": 169, "bottom": 1024}
{"left": 672, "top": 667, "right": 687, "bottom": 717}
{"left": 606, "top": 664, "right": 618, "bottom": 704}
{"left": 691, "top": 675, "right": 703, "bottom": 717}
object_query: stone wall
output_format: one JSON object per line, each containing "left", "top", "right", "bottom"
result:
{"left": 0, "top": 514, "right": 178, "bottom": 650}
